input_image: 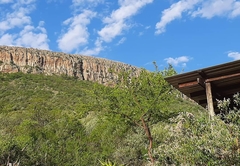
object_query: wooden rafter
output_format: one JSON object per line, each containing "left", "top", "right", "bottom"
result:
{"left": 178, "top": 80, "right": 198, "bottom": 88}
{"left": 205, "top": 72, "right": 240, "bottom": 83}
{"left": 178, "top": 78, "right": 205, "bottom": 88}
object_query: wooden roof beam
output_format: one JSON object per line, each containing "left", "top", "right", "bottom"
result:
{"left": 178, "top": 78, "right": 204, "bottom": 88}
{"left": 178, "top": 80, "right": 198, "bottom": 88}
{"left": 205, "top": 72, "right": 240, "bottom": 83}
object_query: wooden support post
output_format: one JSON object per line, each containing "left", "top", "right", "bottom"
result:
{"left": 205, "top": 82, "right": 215, "bottom": 117}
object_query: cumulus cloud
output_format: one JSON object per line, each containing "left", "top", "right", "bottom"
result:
{"left": 231, "top": 1, "right": 240, "bottom": 17}
{"left": 57, "top": 10, "right": 96, "bottom": 52}
{"left": 80, "top": 38, "right": 104, "bottom": 55}
{"left": 98, "top": 0, "right": 153, "bottom": 42}
{"left": 155, "top": 0, "right": 240, "bottom": 34}
{"left": 0, "top": 33, "right": 15, "bottom": 45}
{"left": 98, "top": 21, "right": 127, "bottom": 42}
{"left": 228, "top": 51, "right": 240, "bottom": 60}
{"left": 0, "top": 2, "right": 35, "bottom": 33}
{"left": 79, "top": 0, "right": 153, "bottom": 55}
{"left": 155, "top": 0, "right": 200, "bottom": 35}
{"left": 0, "top": 21, "right": 49, "bottom": 50}
{"left": 0, "top": 0, "right": 49, "bottom": 49}
{"left": 192, "top": 0, "right": 240, "bottom": 18}
{"left": 57, "top": 0, "right": 104, "bottom": 53}
{"left": 15, "top": 22, "right": 49, "bottom": 49}
{"left": 165, "top": 56, "right": 191, "bottom": 67}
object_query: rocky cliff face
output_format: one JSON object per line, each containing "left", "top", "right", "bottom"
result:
{"left": 0, "top": 46, "right": 140, "bottom": 85}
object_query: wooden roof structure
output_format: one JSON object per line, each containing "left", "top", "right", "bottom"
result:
{"left": 165, "top": 60, "right": 240, "bottom": 116}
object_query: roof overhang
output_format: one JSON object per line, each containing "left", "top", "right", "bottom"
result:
{"left": 165, "top": 60, "right": 240, "bottom": 111}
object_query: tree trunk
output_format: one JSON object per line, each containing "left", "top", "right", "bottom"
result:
{"left": 141, "top": 117, "right": 154, "bottom": 164}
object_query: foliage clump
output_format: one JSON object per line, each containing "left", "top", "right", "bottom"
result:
{"left": 152, "top": 93, "right": 240, "bottom": 165}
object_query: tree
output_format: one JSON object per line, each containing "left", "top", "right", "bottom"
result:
{"left": 94, "top": 68, "right": 175, "bottom": 164}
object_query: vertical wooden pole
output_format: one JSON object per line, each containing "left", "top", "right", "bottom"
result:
{"left": 205, "top": 82, "right": 215, "bottom": 117}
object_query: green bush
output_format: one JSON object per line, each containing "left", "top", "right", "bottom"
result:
{"left": 153, "top": 111, "right": 240, "bottom": 165}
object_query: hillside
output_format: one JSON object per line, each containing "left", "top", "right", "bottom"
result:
{"left": 0, "top": 71, "right": 239, "bottom": 165}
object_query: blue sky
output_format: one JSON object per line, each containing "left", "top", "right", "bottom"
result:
{"left": 0, "top": 0, "right": 240, "bottom": 72}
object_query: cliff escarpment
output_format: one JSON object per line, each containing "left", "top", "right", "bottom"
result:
{"left": 0, "top": 46, "right": 140, "bottom": 85}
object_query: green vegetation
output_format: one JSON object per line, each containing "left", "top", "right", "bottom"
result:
{"left": 0, "top": 70, "right": 239, "bottom": 165}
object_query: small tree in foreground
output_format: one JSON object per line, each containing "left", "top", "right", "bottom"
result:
{"left": 94, "top": 68, "right": 175, "bottom": 164}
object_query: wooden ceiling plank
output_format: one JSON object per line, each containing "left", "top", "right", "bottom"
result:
{"left": 190, "top": 90, "right": 205, "bottom": 98}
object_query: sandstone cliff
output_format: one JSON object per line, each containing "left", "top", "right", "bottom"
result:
{"left": 0, "top": 46, "right": 140, "bottom": 85}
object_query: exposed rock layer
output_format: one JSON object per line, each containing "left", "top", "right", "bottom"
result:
{"left": 0, "top": 46, "right": 140, "bottom": 85}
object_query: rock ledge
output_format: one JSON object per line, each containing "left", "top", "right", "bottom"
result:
{"left": 0, "top": 46, "right": 140, "bottom": 85}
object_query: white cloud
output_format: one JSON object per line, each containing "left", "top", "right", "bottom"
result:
{"left": 116, "top": 37, "right": 126, "bottom": 45}
{"left": 80, "top": 38, "right": 104, "bottom": 55}
{"left": 98, "top": 0, "right": 153, "bottom": 42}
{"left": 0, "top": 1, "right": 49, "bottom": 50}
{"left": 145, "top": 25, "right": 151, "bottom": 29}
{"left": 46, "top": 0, "right": 61, "bottom": 3}
{"left": 228, "top": 51, "right": 240, "bottom": 60}
{"left": 79, "top": 0, "right": 153, "bottom": 56}
{"left": 72, "top": 0, "right": 103, "bottom": 6}
{"left": 57, "top": 10, "right": 96, "bottom": 52}
{"left": 72, "top": 0, "right": 103, "bottom": 11}
{"left": 0, "top": 33, "right": 15, "bottom": 45}
{"left": 15, "top": 22, "right": 49, "bottom": 50}
{"left": 0, "top": 5, "right": 34, "bottom": 33}
{"left": 58, "top": 0, "right": 104, "bottom": 54}
{"left": 0, "top": 0, "right": 35, "bottom": 33}
{"left": 0, "top": 0, "right": 13, "bottom": 4}
{"left": 0, "top": 21, "right": 49, "bottom": 50}
{"left": 192, "top": 0, "right": 240, "bottom": 19}
{"left": 16, "top": 0, "right": 36, "bottom": 5}
{"left": 155, "top": 0, "right": 200, "bottom": 35}
{"left": 165, "top": 56, "right": 191, "bottom": 66}
{"left": 155, "top": 0, "right": 240, "bottom": 34}
{"left": 231, "top": 1, "right": 240, "bottom": 17}
{"left": 98, "top": 21, "right": 127, "bottom": 42}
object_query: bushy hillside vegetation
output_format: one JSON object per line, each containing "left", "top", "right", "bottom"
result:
{"left": 0, "top": 70, "right": 239, "bottom": 165}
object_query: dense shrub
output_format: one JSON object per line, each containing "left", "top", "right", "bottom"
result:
{"left": 152, "top": 93, "right": 240, "bottom": 165}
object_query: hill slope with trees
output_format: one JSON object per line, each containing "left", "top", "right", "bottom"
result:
{"left": 0, "top": 69, "right": 239, "bottom": 165}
